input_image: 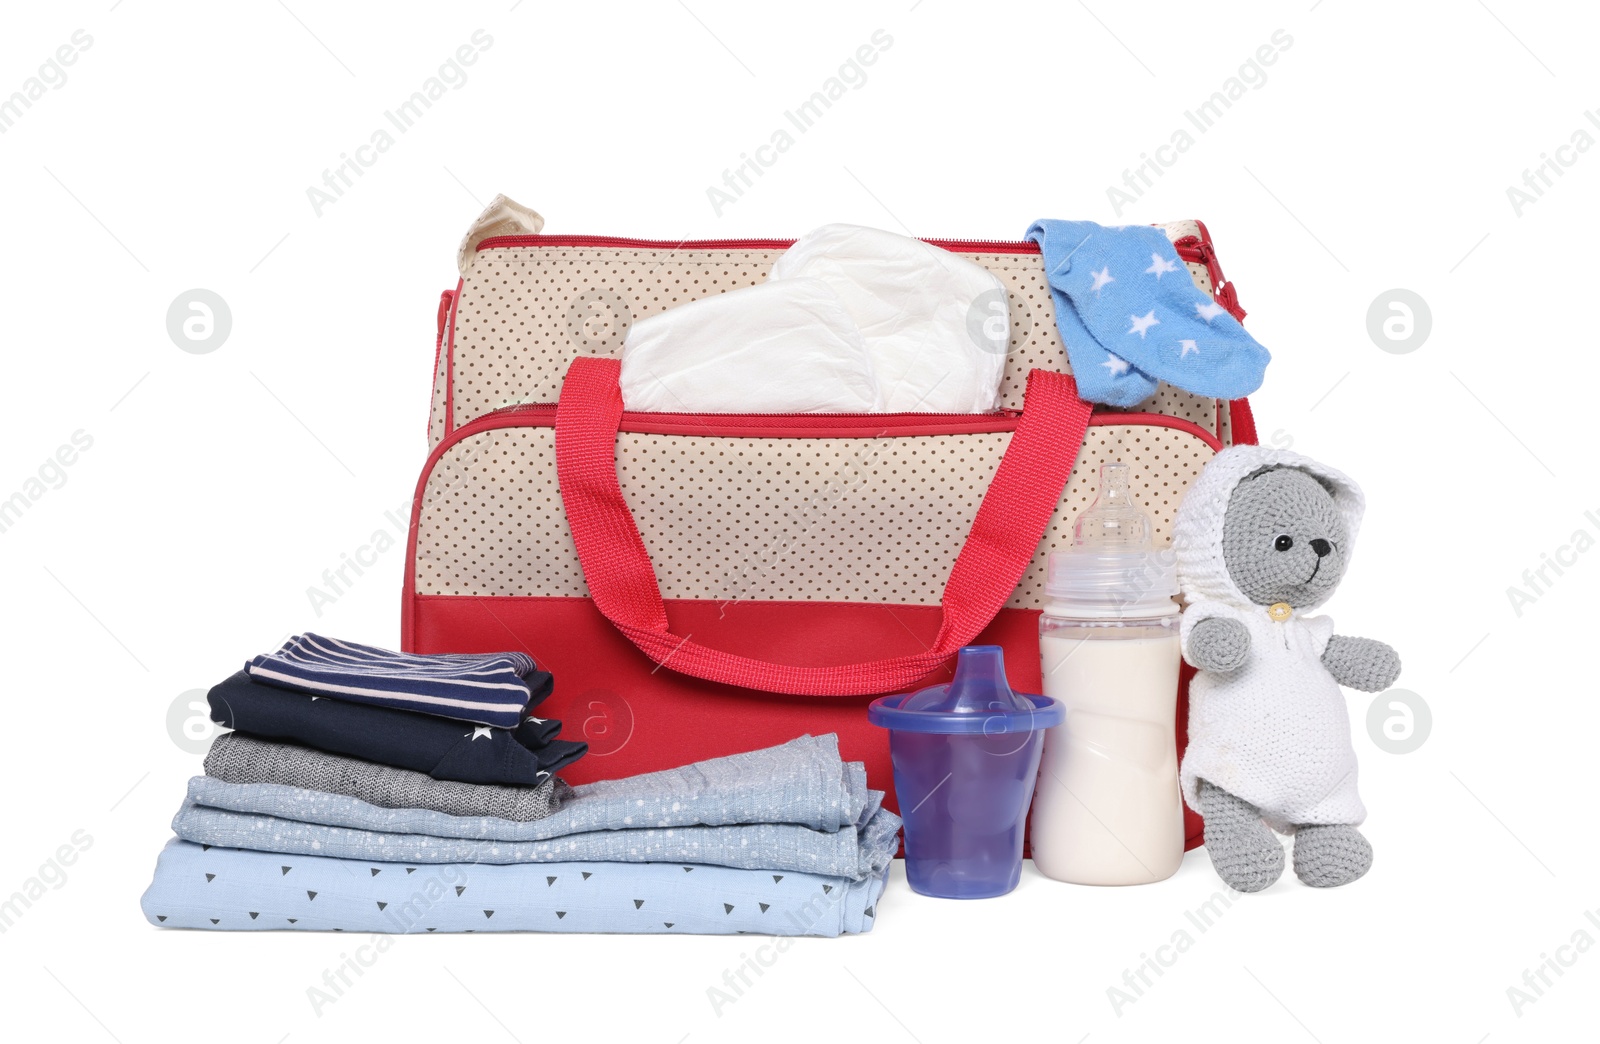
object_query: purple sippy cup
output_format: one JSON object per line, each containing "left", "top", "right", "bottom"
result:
{"left": 868, "top": 645, "right": 1062, "bottom": 899}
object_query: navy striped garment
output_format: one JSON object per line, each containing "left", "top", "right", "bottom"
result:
{"left": 246, "top": 634, "right": 550, "bottom": 728}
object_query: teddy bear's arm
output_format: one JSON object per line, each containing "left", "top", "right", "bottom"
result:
{"left": 1322, "top": 635, "right": 1401, "bottom": 692}
{"left": 1185, "top": 616, "right": 1251, "bottom": 672}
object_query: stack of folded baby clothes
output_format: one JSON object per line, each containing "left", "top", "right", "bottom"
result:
{"left": 203, "top": 634, "right": 585, "bottom": 787}
{"left": 142, "top": 635, "right": 897, "bottom": 936}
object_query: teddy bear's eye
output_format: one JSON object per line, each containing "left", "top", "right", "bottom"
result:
{"left": 1273, "top": 535, "right": 1294, "bottom": 552}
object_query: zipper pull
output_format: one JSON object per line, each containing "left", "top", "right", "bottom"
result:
{"left": 1172, "top": 235, "right": 1212, "bottom": 264}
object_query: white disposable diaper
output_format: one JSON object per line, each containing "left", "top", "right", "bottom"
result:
{"left": 619, "top": 224, "right": 1009, "bottom": 414}
{"left": 770, "top": 224, "right": 1007, "bottom": 413}
{"left": 618, "top": 277, "right": 881, "bottom": 413}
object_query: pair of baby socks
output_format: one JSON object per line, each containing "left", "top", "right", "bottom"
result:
{"left": 1026, "top": 220, "right": 1269, "bottom": 407}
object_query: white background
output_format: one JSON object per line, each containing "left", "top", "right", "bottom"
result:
{"left": 1, "top": 1, "right": 1594, "bottom": 1040}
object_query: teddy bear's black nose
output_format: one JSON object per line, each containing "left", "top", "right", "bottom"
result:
{"left": 1310, "top": 538, "right": 1332, "bottom": 558}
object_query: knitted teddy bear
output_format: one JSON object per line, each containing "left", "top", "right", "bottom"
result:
{"left": 1172, "top": 446, "right": 1400, "bottom": 892}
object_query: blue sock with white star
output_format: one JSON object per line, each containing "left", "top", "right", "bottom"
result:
{"left": 1026, "top": 219, "right": 1270, "bottom": 407}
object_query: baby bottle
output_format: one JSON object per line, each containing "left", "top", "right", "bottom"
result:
{"left": 1030, "top": 462, "right": 1185, "bottom": 885}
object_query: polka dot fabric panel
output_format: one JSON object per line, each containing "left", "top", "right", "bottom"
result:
{"left": 431, "top": 222, "right": 1226, "bottom": 447}
{"left": 429, "top": 300, "right": 455, "bottom": 447}
{"left": 415, "top": 428, "right": 579, "bottom": 599}
{"left": 413, "top": 421, "right": 1217, "bottom": 608}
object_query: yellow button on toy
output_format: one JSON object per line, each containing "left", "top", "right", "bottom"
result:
{"left": 1267, "top": 602, "right": 1293, "bottom": 622}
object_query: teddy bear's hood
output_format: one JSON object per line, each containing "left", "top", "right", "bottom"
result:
{"left": 1172, "top": 445, "right": 1366, "bottom": 611}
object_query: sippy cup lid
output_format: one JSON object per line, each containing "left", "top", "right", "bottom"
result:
{"left": 867, "top": 646, "right": 1062, "bottom": 735}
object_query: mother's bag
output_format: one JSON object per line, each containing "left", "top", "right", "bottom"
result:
{"left": 405, "top": 199, "right": 1260, "bottom": 849}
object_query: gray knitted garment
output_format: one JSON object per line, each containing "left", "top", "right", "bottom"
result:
{"left": 205, "top": 733, "right": 571, "bottom": 822}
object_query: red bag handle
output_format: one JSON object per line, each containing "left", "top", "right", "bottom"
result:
{"left": 553, "top": 356, "right": 1092, "bottom": 696}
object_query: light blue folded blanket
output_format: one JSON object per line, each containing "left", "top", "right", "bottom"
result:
{"left": 173, "top": 732, "right": 899, "bottom": 880}
{"left": 141, "top": 839, "right": 885, "bottom": 936}
{"left": 172, "top": 781, "right": 899, "bottom": 879}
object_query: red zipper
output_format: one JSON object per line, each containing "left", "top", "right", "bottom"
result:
{"left": 478, "top": 234, "right": 802, "bottom": 252}
{"left": 461, "top": 401, "right": 1027, "bottom": 438}
{"left": 475, "top": 232, "right": 1215, "bottom": 265}
{"left": 429, "top": 401, "right": 1221, "bottom": 462}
